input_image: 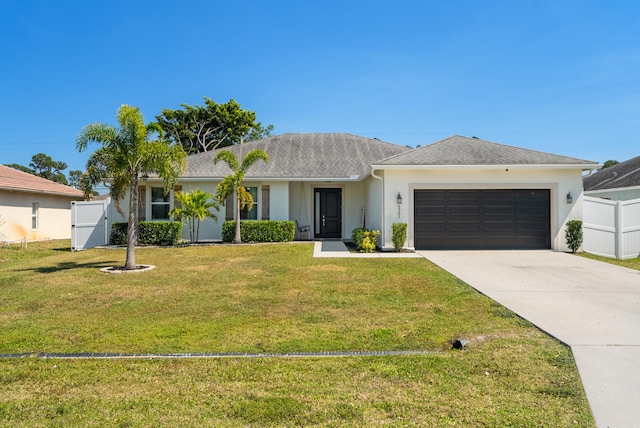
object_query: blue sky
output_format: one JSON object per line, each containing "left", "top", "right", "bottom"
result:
{"left": 1, "top": 1, "right": 639, "bottom": 176}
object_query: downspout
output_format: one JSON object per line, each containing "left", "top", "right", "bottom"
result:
{"left": 370, "top": 168, "right": 384, "bottom": 248}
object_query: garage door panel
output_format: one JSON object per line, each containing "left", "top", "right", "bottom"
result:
{"left": 449, "top": 221, "right": 481, "bottom": 231}
{"left": 415, "top": 221, "right": 446, "bottom": 232}
{"left": 450, "top": 206, "right": 481, "bottom": 216}
{"left": 415, "top": 206, "right": 446, "bottom": 216}
{"left": 415, "top": 191, "right": 445, "bottom": 202}
{"left": 484, "top": 221, "right": 515, "bottom": 231}
{"left": 414, "top": 189, "right": 550, "bottom": 250}
{"left": 449, "top": 191, "right": 481, "bottom": 201}
{"left": 484, "top": 205, "right": 514, "bottom": 216}
{"left": 518, "top": 221, "right": 549, "bottom": 232}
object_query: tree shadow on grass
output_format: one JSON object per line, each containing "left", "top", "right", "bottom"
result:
{"left": 18, "top": 260, "right": 121, "bottom": 274}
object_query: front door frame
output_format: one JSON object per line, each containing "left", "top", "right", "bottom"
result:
{"left": 314, "top": 187, "right": 342, "bottom": 239}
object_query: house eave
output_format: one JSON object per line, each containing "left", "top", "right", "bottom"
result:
{"left": 147, "top": 175, "right": 367, "bottom": 183}
{"left": 371, "top": 163, "right": 600, "bottom": 171}
{"left": 585, "top": 184, "right": 640, "bottom": 195}
{"left": 0, "top": 186, "right": 83, "bottom": 198}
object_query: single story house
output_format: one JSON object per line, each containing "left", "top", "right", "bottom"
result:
{"left": 126, "top": 133, "right": 598, "bottom": 251}
{"left": 583, "top": 155, "right": 640, "bottom": 200}
{"left": 0, "top": 164, "right": 84, "bottom": 243}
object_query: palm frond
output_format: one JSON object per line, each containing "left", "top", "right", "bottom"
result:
{"left": 240, "top": 149, "right": 268, "bottom": 173}
{"left": 213, "top": 150, "right": 239, "bottom": 171}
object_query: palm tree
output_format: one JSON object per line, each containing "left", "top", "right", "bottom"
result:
{"left": 77, "top": 104, "right": 186, "bottom": 269}
{"left": 214, "top": 138, "right": 268, "bottom": 244}
{"left": 170, "top": 189, "right": 218, "bottom": 243}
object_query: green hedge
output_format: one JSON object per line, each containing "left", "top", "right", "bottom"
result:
{"left": 110, "top": 221, "right": 182, "bottom": 246}
{"left": 222, "top": 220, "right": 295, "bottom": 243}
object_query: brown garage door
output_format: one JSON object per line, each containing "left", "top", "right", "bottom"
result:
{"left": 414, "top": 189, "right": 550, "bottom": 250}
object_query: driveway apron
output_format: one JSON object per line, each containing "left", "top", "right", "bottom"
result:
{"left": 418, "top": 250, "right": 640, "bottom": 428}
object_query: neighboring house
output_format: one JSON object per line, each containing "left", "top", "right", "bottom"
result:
{"left": 125, "top": 133, "right": 598, "bottom": 251}
{"left": 583, "top": 155, "right": 640, "bottom": 200}
{"left": 0, "top": 164, "right": 84, "bottom": 243}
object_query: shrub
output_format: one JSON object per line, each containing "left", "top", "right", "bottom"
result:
{"left": 391, "top": 223, "right": 407, "bottom": 252}
{"left": 109, "top": 222, "right": 182, "bottom": 246}
{"left": 222, "top": 220, "right": 295, "bottom": 243}
{"left": 565, "top": 220, "right": 583, "bottom": 253}
{"left": 351, "top": 228, "right": 366, "bottom": 249}
{"left": 351, "top": 227, "right": 380, "bottom": 253}
{"left": 109, "top": 223, "right": 127, "bottom": 245}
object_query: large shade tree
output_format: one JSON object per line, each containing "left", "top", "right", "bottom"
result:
{"left": 77, "top": 104, "right": 186, "bottom": 269}
{"left": 155, "top": 98, "right": 273, "bottom": 154}
{"left": 214, "top": 137, "right": 268, "bottom": 244}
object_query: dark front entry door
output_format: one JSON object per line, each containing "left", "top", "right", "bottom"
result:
{"left": 315, "top": 188, "right": 342, "bottom": 238}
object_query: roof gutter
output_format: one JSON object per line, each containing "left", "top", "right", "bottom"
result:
{"left": 371, "top": 164, "right": 601, "bottom": 171}
{"left": 370, "top": 168, "right": 384, "bottom": 241}
{"left": 0, "top": 186, "right": 84, "bottom": 198}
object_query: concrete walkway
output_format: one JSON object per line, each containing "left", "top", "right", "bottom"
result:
{"left": 418, "top": 250, "right": 640, "bottom": 428}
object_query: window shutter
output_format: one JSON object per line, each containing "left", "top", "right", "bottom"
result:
{"left": 137, "top": 186, "right": 146, "bottom": 221}
{"left": 225, "top": 193, "right": 233, "bottom": 221}
{"left": 262, "top": 185, "right": 270, "bottom": 220}
{"left": 173, "top": 185, "right": 182, "bottom": 221}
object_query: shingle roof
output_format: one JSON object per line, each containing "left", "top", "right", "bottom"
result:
{"left": 375, "top": 135, "right": 598, "bottom": 166}
{"left": 0, "top": 165, "right": 84, "bottom": 198}
{"left": 183, "top": 133, "right": 410, "bottom": 179}
{"left": 584, "top": 155, "right": 640, "bottom": 191}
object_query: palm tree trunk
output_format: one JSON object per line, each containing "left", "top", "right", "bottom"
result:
{"left": 125, "top": 178, "right": 138, "bottom": 269}
{"left": 234, "top": 188, "right": 241, "bottom": 244}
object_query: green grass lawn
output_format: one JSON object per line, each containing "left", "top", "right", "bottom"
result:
{"left": 579, "top": 251, "right": 640, "bottom": 271}
{"left": 0, "top": 240, "right": 594, "bottom": 427}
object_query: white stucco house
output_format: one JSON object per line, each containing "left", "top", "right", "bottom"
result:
{"left": 124, "top": 133, "right": 598, "bottom": 251}
{"left": 583, "top": 155, "right": 640, "bottom": 201}
{"left": 0, "top": 164, "right": 84, "bottom": 243}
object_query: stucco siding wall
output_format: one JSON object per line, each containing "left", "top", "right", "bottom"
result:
{"left": 266, "top": 182, "right": 289, "bottom": 220}
{"left": 343, "top": 181, "right": 366, "bottom": 237}
{"left": 364, "top": 175, "right": 383, "bottom": 233}
{"left": 1, "top": 190, "right": 78, "bottom": 242}
{"left": 381, "top": 168, "right": 585, "bottom": 251}
{"left": 177, "top": 181, "right": 221, "bottom": 240}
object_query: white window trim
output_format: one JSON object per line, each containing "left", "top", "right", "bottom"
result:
{"left": 31, "top": 202, "right": 39, "bottom": 230}
{"left": 240, "top": 186, "right": 259, "bottom": 220}
{"left": 149, "top": 186, "right": 173, "bottom": 221}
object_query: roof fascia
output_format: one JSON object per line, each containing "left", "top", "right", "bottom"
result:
{"left": 371, "top": 163, "right": 601, "bottom": 171}
{"left": 0, "top": 186, "right": 83, "bottom": 198}
{"left": 585, "top": 184, "right": 640, "bottom": 194}
{"left": 147, "top": 176, "right": 368, "bottom": 183}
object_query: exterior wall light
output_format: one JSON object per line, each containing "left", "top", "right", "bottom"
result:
{"left": 396, "top": 193, "right": 403, "bottom": 218}
{"left": 566, "top": 192, "right": 573, "bottom": 204}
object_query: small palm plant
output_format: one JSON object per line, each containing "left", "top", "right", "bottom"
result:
{"left": 170, "top": 189, "right": 218, "bottom": 243}
{"left": 214, "top": 137, "right": 268, "bottom": 244}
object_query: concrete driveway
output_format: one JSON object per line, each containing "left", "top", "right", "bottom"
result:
{"left": 419, "top": 250, "right": 640, "bottom": 428}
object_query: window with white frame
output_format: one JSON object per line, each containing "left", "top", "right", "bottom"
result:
{"left": 31, "top": 202, "right": 39, "bottom": 229}
{"left": 240, "top": 186, "right": 258, "bottom": 220}
{"left": 151, "top": 187, "right": 170, "bottom": 220}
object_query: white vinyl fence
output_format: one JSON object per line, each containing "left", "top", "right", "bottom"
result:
{"left": 70, "top": 198, "right": 111, "bottom": 251}
{"left": 583, "top": 196, "right": 640, "bottom": 259}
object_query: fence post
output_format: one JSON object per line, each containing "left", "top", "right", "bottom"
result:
{"left": 615, "top": 201, "right": 623, "bottom": 259}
